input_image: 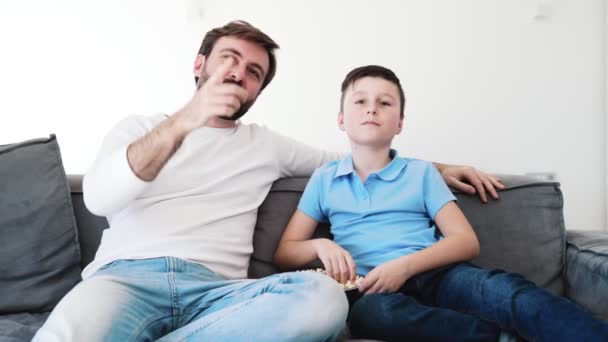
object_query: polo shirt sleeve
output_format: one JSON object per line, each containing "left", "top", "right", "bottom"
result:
{"left": 423, "top": 162, "right": 457, "bottom": 220}
{"left": 297, "top": 168, "right": 328, "bottom": 223}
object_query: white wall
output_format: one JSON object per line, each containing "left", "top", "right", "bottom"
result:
{"left": 605, "top": 0, "right": 608, "bottom": 231}
{"left": 0, "top": 0, "right": 606, "bottom": 231}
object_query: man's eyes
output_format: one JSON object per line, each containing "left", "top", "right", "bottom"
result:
{"left": 248, "top": 68, "right": 262, "bottom": 81}
{"left": 221, "top": 54, "right": 236, "bottom": 62}
{"left": 355, "top": 99, "right": 365, "bottom": 104}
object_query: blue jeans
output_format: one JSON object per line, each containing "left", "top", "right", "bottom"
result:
{"left": 33, "top": 257, "right": 348, "bottom": 342}
{"left": 349, "top": 263, "right": 608, "bottom": 342}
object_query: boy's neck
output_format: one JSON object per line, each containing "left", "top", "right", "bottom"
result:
{"left": 351, "top": 144, "right": 393, "bottom": 183}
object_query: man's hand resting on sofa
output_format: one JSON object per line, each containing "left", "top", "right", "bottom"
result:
{"left": 434, "top": 163, "right": 505, "bottom": 203}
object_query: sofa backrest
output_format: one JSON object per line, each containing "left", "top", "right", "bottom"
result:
{"left": 68, "top": 174, "right": 565, "bottom": 295}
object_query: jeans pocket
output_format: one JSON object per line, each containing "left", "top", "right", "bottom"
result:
{"left": 96, "top": 259, "right": 126, "bottom": 273}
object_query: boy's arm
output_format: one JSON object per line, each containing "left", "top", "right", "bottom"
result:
{"left": 433, "top": 162, "right": 505, "bottom": 203}
{"left": 360, "top": 202, "right": 479, "bottom": 294}
{"left": 274, "top": 210, "right": 320, "bottom": 269}
{"left": 398, "top": 201, "right": 479, "bottom": 275}
{"left": 273, "top": 210, "right": 356, "bottom": 283}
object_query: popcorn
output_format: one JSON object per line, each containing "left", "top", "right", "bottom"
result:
{"left": 299, "top": 268, "right": 364, "bottom": 290}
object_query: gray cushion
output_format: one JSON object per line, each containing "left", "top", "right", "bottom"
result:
{"left": 566, "top": 230, "right": 608, "bottom": 318}
{"left": 249, "top": 175, "right": 565, "bottom": 295}
{"left": 0, "top": 312, "right": 50, "bottom": 342}
{"left": 455, "top": 176, "right": 565, "bottom": 295}
{"left": 0, "top": 135, "right": 81, "bottom": 314}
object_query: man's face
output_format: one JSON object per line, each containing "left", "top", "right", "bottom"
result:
{"left": 194, "top": 36, "right": 270, "bottom": 121}
{"left": 339, "top": 77, "right": 403, "bottom": 148}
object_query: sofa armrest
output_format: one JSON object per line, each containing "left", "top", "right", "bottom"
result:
{"left": 565, "top": 230, "right": 608, "bottom": 319}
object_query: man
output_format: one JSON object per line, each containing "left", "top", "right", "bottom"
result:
{"left": 34, "top": 20, "right": 503, "bottom": 342}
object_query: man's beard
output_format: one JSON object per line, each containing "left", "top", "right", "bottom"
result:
{"left": 197, "top": 68, "right": 254, "bottom": 121}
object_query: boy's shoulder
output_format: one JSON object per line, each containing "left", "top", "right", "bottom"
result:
{"left": 401, "top": 157, "right": 434, "bottom": 169}
{"left": 313, "top": 159, "right": 342, "bottom": 178}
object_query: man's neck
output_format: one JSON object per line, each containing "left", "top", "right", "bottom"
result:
{"left": 206, "top": 117, "right": 238, "bottom": 129}
{"left": 350, "top": 144, "right": 392, "bottom": 183}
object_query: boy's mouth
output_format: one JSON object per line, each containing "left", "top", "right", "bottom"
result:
{"left": 362, "top": 121, "right": 380, "bottom": 126}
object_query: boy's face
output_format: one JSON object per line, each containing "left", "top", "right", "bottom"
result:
{"left": 339, "top": 77, "right": 403, "bottom": 148}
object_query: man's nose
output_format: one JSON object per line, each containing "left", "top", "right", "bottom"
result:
{"left": 228, "top": 65, "right": 246, "bottom": 82}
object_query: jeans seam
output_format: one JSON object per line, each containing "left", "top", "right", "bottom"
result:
{"left": 170, "top": 293, "right": 270, "bottom": 341}
{"left": 130, "top": 313, "right": 172, "bottom": 341}
{"left": 168, "top": 257, "right": 180, "bottom": 330}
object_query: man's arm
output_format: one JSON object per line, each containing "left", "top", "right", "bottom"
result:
{"left": 126, "top": 115, "right": 189, "bottom": 181}
{"left": 128, "top": 59, "right": 246, "bottom": 181}
{"left": 84, "top": 59, "right": 246, "bottom": 216}
{"left": 434, "top": 162, "right": 505, "bottom": 203}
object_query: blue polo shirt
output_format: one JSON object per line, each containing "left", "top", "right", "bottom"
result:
{"left": 298, "top": 150, "right": 456, "bottom": 275}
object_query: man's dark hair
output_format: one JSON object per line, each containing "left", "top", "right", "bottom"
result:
{"left": 195, "top": 20, "right": 279, "bottom": 90}
{"left": 340, "top": 65, "right": 406, "bottom": 118}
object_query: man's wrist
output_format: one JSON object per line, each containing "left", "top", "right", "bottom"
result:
{"left": 167, "top": 112, "right": 196, "bottom": 142}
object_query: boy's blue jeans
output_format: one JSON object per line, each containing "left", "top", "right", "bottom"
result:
{"left": 349, "top": 263, "right": 608, "bottom": 342}
{"left": 33, "top": 257, "right": 348, "bottom": 342}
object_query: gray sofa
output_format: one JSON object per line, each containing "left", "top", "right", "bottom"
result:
{"left": 1, "top": 144, "right": 608, "bottom": 341}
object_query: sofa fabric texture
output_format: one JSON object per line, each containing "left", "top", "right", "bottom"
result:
{"left": 0, "top": 135, "right": 81, "bottom": 315}
{"left": 566, "top": 230, "right": 608, "bottom": 318}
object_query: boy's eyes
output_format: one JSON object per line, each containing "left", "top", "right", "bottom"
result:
{"left": 353, "top": 99, "right": 392, "bottom": 106}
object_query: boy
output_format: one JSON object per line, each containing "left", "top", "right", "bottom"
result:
{"left": 274, "top": 65, "right": 608, "bottom": 341}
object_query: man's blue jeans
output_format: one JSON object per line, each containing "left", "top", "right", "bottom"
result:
{"left": 349, "top": 263, "right": 608, "bottom": 341}
{"left": 33, "top": 257, "right": 348, "bottom": 342}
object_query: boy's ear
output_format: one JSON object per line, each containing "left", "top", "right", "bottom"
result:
{"left": 338, "top": 112, "right": 346, "bottom": 131}
{"left": 193, "top": 54, "right": 206, "bottom": 78}
{"left": 396, "top": 117, "right": 404, "bottom": 134}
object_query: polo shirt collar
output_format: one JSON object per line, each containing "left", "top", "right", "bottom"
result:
{"left": 335, "top": 154, "right": 355, "bottom": 178}
{"left": 333, "top": 149, "right": 406, "bottom": 181}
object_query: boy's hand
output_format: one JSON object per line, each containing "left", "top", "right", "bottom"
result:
{"left": 359, "top": 258, "right": 411, "bottom": 294}
{"left": 438, "top": 164, "right": 505, "bottom": 203}
{"left": 312, "top": 238, "right": 357, "bottom": 284}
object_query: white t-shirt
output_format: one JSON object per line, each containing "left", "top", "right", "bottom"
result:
{"left": 81, "top": 114, "right": 341, "bottom": 279}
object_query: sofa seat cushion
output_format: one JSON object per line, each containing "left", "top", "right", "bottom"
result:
{"left": 566, "top": 230, "right": 608, "bottom": 318}
{"left": 0, "top": 135, "right": 81, "bottom": 314}
{"left": 0, "top": 312, "right": 50, "bottom": 341}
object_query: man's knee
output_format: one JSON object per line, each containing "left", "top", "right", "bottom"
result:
{"left": 284, "top": 272, "right": 348, "bottom": 336}
{"left": 33, "top": 276, "right": 137, "bottom": 342}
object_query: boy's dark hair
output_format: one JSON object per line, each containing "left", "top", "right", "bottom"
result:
{"left": 340, "top": 65, "right": 405, "bottom": 118}
{"left": 195, "top": 20, "right": 279, "bottom": 90}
